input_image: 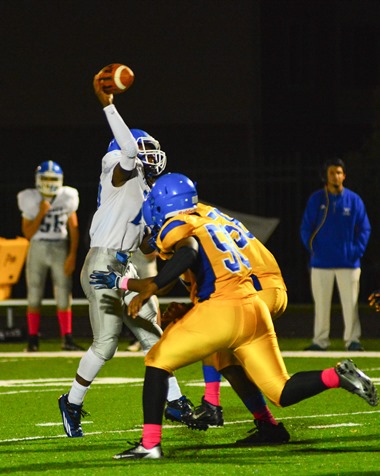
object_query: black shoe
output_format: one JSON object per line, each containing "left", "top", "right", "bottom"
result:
{"left": 347, "top": 342, "right": 364, "bottom": 351}
{"left": 165, "top": 395, "right": 194, "bottom": 423}
{"left": 304, "top": 343, "right": 326, "bottom": 351}
{"left": 62, "top": 334, "right": 84, "bottom": 351}
{"left": 24, "top": 334, "right": 39, "bottom": 352}
{"left": 193, "top": 397, "right": 224, "bottom": 426}
{"left": 165, "top": 396, "right": 208, "bottom": 431}
{"left": 235, "top": 420, "right": 290, "bottom": 446}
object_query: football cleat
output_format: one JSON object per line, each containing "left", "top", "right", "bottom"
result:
{"left": 164, "top": 395, "right": 194, "bottom": 423}
{"left": 235, "top": 419, "right": 290, "bottom": 446}
{"left": 335, "top": 359, "right": 378, "bottom": 407}
{"left": 193, "top": 397, "right": 224, "bottom": 427}
{"left": 24, "top": 335, "right": 39, "bottom": 352}
{"left": 180, "top": 412, "right": 208, "bottom": 431}
{"left": 113, "top": 441, "right": 163, "bottom": 460}
{"left": 61, "top": 334, "right": 85, "bottom": 351}
{"left": 58, "top": 393, "right": 89, "bottom": 437}
{"left": 165, "top": 395, "right": 208, "bottom": 431}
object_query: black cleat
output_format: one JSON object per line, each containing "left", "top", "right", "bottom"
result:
{"left": 24, "top": 335, "right": 39, "bottom": 352}
{"left": 165, "top": 395, "right": 208, "bottom": 431}
{"left": 62, "top": 334, "right": 84, "bottom": 351}
{"left": 165, "top": 395, "right": 194, "bottom": 423}
{"left": 193, "top": 397, "right": 224, "bottom": 427}
{"left": 180, "top": 412, "right": 208, "bottom": 431}
{"left": 235, "top": 419, "right": 290, "bottom": 446}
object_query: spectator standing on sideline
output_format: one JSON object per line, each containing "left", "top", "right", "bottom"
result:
{"left": 300, "top": 158, "right": 371, "bottom": 351}
{"left": 17, "top": 161, "right": 82, "bottom": 352}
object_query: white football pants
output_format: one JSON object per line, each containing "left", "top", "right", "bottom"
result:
{"left": 310, "top": 267, "right": 361, "bottom": 349}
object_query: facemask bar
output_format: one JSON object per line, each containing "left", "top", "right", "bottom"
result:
{"left": 36, "top": 172, "right": 63, "bottom": 196}
{"left": 136, "top": 136, "right": 167, "bottom": 176}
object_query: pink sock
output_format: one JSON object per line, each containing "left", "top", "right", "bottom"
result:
{"left": 204, "top": 382, "right": 221, "bottom": 406}
{"left": 57, "top": 310, "right": 72, "bottom": 336}
{"left": 27, "top": 312, "right": 40, "bottom": 335}
{"left": 321, "top": 368, "right": 340, "bottom": 388}
{"left": 142, "top": 424, "right": 162, "bottom": 449}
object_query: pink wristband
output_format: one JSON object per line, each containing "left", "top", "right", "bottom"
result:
{"left": 119, "top": 276, "right": 129, "bottom": 290}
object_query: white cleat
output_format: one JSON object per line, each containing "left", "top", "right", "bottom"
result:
{"left": 113, "top": 441, "right": 163, "bottom": 460}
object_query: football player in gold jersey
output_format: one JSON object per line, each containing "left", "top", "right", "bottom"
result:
{"left": 163, "top": 201, "right": 289, "bottom": 445}
{"left": 90, "top": 173, "right": 377, "bottom": 460}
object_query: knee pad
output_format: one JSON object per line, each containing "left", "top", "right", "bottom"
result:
{"left": 77, "top": 347, "right": 106, "bottom": 382}
{"left": 91, "top": 337, "right": 119, "bottom": 361}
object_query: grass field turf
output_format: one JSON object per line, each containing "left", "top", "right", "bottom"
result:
{"left": 0, "top": 342, "right": 379, "bottom": 476}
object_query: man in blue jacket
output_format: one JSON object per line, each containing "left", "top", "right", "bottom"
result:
{"left": 300, "top": 158, "right": 371, "bottom": 351}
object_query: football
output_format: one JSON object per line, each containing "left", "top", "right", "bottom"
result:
{"left": 97, "top": 63, "right": 135, "bottom": 94}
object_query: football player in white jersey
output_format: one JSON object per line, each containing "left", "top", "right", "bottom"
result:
{"left": 17, "top": 161, "right": 82, "bottom": 352}
{"left": 58, "top": 74, "right": 195, "bottom": 438}
{"left": 126, "top": 248, "right": 161, "bottom": 351}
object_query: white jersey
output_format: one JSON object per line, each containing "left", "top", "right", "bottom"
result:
{"left": 89, "top": 150, "right": 150, "bottom": 252}
{"left": 17, "top": 186, "right": 79, "bottom": 241}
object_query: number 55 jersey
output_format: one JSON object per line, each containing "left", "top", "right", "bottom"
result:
{"left": 17, "top": 187, "right": 79, "bottom": 241}
{"left": 156, "top": 212, "right": 256, "bottom": 302}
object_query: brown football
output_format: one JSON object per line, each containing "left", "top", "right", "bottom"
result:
{"left": 97, "top": 63, "right": 134, "bottom": 94}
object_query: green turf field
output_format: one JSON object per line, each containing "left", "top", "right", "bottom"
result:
{"left": 0, "top": 346, "right": 379, "bottom": 475}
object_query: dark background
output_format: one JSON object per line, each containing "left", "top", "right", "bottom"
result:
{"left": 1, "top": 0, "right": 380, "bottom": 306}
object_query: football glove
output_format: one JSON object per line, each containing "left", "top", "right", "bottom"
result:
{"left": 90, "top": 265, "right": 122, "bottom": 290}
{"left": 368, "top": 289, "right": 380, "bottom": 312}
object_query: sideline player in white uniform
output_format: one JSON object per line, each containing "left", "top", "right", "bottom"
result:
{"left": 58, "top": 74, "right": 194, "bottom": 438}
{"left": 17, "top": 161, "right": 82, "bottom": 351}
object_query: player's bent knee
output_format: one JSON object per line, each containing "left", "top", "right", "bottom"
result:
{"left": 91, "top": 341, "right": 118, "bottom": 361}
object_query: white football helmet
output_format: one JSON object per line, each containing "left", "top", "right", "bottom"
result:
{"left": 108, "top": 129, "right": 167, "bottom": 177}
{"left": 35, "top": 161, "right": 63, "bottom": 197}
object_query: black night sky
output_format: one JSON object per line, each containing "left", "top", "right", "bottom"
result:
{"left": 1, "top": 0, "right": 380, "bottom": 302}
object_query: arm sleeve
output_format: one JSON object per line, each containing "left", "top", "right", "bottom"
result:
{"left": 103, "top": 104, "right": 139, "bottom": 170}
{"left": 153, "top": 246, "right": 198, "bottom": 290}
